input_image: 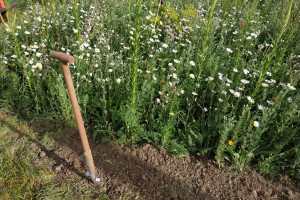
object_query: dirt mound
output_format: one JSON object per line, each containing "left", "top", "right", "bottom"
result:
{"left": 25, "top": 121, "right": 299, "bottom": 200}
{"left": 0, "top": 117, "right": 286, "bottom": 199}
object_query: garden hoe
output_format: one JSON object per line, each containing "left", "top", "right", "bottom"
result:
{"left": 0, "top": 0, "right": 17, "bottom": 23}
{"left": 50, "top": 51, "right": 101, "bottom": 185}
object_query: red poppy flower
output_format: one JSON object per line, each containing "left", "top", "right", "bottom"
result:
{"left": 240, "top": 22, "right": 244, "bottom": 27}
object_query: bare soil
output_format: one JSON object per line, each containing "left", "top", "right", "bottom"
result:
{"left": 5, "top": 117, "right": 300, "bottom": 199}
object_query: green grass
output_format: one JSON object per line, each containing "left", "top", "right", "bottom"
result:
{"left": 0, "top": 109, "right": 110, "bottom": 200}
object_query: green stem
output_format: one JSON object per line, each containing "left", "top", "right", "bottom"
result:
{"left": 197, "top": 0, "right": 218, "bottom": 78}
{"left": 252, "top": 0, "right": 294, "bottom": 98}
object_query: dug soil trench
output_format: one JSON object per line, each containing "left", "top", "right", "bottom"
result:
{"left": 4, "top": 118, "right": 300, "bottom": 200}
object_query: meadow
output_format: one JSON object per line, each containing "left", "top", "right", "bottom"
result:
{"left": 0, "top": 0, "right": 299, "bottom": 180}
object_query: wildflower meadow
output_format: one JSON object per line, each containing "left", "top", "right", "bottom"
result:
{"left": 0, "top": 0, "right": 299, "bottom": 178}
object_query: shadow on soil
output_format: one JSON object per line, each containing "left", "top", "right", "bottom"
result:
{"left": 3, "top": 119, "right": 215, "bottom": 200}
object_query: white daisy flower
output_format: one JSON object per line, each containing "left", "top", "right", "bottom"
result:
{"left": 189, "top": 74, "right": 195, "bottom": 79}
{"left": 162, "top": 43, "right": 168, "bottom": 48}
{"left": 243, "top": 69, "right": 250, "bottom": 75}
{"left": 258, "top": 105, "right": 265, "bottom": 110}
{"left": 226, "top": 48, "right": 233, "bottom": 53}
{"left": 247, "top": 96, "right": 255, "bottom": 104}
{"left": 234, "top": 92, "right": 240, "bottom": 97}
{"left": 287, "top": 83, "right": 296, "bottom": 90}
{"left": 253, "top": 121, "right": 259, "bottom": 127}
{"left": 241, "top": 79, "right": 250, "bottom": 84}
{"left": 189, "top": 61, "right": 195, "bottom": 66}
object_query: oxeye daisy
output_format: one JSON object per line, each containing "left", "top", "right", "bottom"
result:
{"left": 205, "top": 77, "right": 214, "bottom": 82}
{"left": 287, "top": 83, "right": 296, "bottom": 90}
{"left": 189, "top": 74, "right": 195, "bottom": 79}
{"left": 116, "top": 78, "right": 121, "bottom": 84}
{"left": 241, "top": 79, "right": 250, "bottom": 84}
{"left": 162, "top": 43, "right": 168, "bottom": 48}
{"left": 189, "top": 61, "right": 195, "bottom": 66}
{"left": 234, "top": 92, "right": 240, "bottom": 97}
{"left": 174, "top": 59, "right": 180, "bottom": 63}
{"left": 36, "top": 63, "right": 42, "bottom": 69}
{"left": 253, "top": 121, "right": 259, "bottom": 127}
{"left": 247, "top": 96, "right": 255, "bottom": 103}
{"left": 258, "top": 105, "right": 265, "bottom": 110}
{"left": 226, "top": 48, "right": 233, "bottom": 53}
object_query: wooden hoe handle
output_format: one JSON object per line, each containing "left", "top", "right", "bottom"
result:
{"left": 50, "top": 51, "right": 100, "bottom": 185}
{"left": 50, "top": 51, "right": 74, "bottom": 64}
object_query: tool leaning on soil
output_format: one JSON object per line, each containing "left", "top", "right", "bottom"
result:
{"left": 50, "top": 51, "right": 101, "bottom": 185}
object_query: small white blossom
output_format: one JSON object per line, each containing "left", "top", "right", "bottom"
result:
{"left": 241, "top": 79, "right": 250, "bottom": 84}
{"left": 258, "top": 105, "right": 265, "bottom": 110}
{"left": 262, "top": 83, "right": 269, "bottom": 87}
{"left": 162, "top": 43, "right": 168, "bottom": 48}
{"left": 247, "top": 96, "right": 255, "bottom": 104}
{"left": 234, "top": 92, "right": 240, "bottom": 97}
{"left": 243, "top": 69, "right": 250, "bottom": 75}
{"left": 287, "top": 83, "right": 296, "bottom": 90}
{"left": 189, "top": 61, "right": 195, "bottom": 66}
{"left": 253, "top": 121, "right": 259, "bottom": 127}
{"left": 226, "top": 48, "right": 233, "bottom": 53}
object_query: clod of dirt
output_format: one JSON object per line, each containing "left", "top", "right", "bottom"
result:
{"left": 55, "top": 164, "right": 63, "bottom": 172}
{"left": 39, "top": 151, "right": 46, "bottom": 158}
{"left": 29, "top": 143, "right": 40, "bottom": 153}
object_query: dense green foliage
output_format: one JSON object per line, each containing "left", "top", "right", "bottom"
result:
{"left": 0, "top": 0, "right": 299, "bottom": 178}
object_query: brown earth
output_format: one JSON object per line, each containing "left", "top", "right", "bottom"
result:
{"left": 2, "top": 117, "right": 300, "bottom": 200}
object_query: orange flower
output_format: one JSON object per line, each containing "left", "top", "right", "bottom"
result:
{"left": 272, "top": 97, "right": 276, "bottom": 101}
{"left": 160, "top": 80, "right": 165, "bottom": 83}
{"left": 12, "top": 63, "right": 15, "bottom": 66}
{"left": 143, "top": 74, "right": 147, "bottom": 78}
{"left": 228, "top": 140, "right": 233, "bottom": 146}
{"left": 193, "top": 118, "right": 196, "bottom": 122}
